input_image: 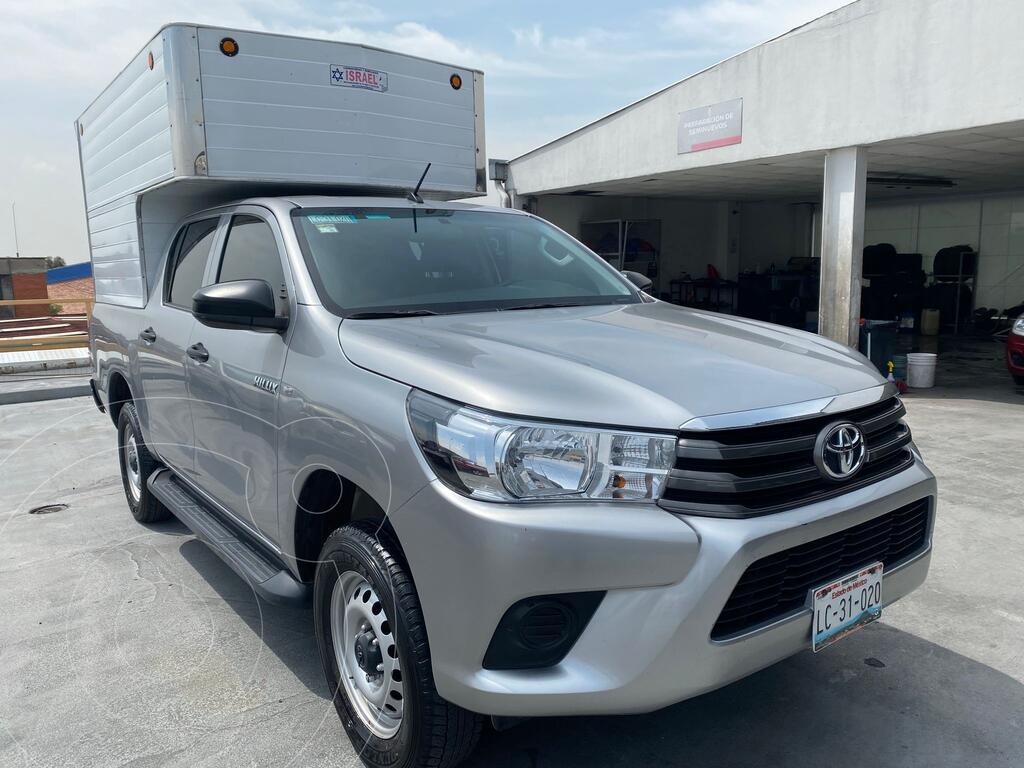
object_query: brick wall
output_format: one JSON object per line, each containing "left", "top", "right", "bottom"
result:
{"left": 47, "top": 276, "right": 95, "bottom": 316}
{"left": 11, "top": 272, "right": 49, "bottom": 318}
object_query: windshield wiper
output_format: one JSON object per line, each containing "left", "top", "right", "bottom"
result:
{"left": 345, "top": 309, "right": 439, "bottom": 319}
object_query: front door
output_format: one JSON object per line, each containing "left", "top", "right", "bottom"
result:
{"left": 136, "top": 216, "right": 221, "bottom": 476}
{"left": 186, "top": 209, "right": 292, "bottom": 544}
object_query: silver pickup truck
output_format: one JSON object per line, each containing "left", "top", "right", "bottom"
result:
{"left": 90, "top": 194, "right": 937, "bottom": 768}
{"left": 80, "top": 24, "right": 936, "bottom": 768}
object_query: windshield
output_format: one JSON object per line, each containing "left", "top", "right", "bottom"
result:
{"left": 292, "top": 207, "right": 639, "bottom": 316}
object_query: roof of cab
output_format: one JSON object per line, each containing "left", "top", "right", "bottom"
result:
{"left": 279, "top": 196, "right": 524, "bottom": 214}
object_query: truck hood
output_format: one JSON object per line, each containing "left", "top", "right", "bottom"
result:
{"left": 337, "top": 301, "right": 885, "bottom": 430}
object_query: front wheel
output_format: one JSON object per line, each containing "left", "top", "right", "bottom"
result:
{"left": 314, "top": 521, "right": 482, "bottom": 768}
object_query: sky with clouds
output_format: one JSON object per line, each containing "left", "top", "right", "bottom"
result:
{"left": 0, "top": 0, "right": 847, "bottom": 263}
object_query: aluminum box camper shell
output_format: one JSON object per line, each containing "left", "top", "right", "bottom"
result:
{"left": 75, "top": 23, "right": 485, "bottom": 308}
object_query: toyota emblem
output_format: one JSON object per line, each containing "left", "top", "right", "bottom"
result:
{"left": 815, "top": 422, "right": 866, "bottom": 481}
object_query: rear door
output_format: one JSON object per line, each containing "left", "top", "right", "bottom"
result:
{"left": 136, "top": 216, "right": 222, "bottom": 476}
{"left": 186, "top": 208, "right": 292, "bottom": 543}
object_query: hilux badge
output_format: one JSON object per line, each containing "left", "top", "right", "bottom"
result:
{"left": 815, "top": 422, "right": 866, "bottom": 480}
{"left": 253, "top": 375, "right": 279, "bottom": 394}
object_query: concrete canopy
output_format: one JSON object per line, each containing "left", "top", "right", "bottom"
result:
{"left": 526, "top": 125, "right": 1024, "bottom": 203}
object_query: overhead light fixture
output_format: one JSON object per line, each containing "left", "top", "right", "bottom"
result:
{"left": 867, "top": 174, "right": 956, "bottom": 189}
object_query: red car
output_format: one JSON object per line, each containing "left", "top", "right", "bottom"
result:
{"left": 1009, "top": 315, "right": 1024, "bottom": 385}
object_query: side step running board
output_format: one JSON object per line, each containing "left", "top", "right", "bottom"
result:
{"left": 148, "top": 469, "right": 310, "bottom": 606}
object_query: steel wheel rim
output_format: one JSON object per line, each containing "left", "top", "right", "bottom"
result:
{"left": 124, "top": 430, "right": 142, "bottom": 503}
{"left": 331, "top": 570, "right": 404, "bottom": 739}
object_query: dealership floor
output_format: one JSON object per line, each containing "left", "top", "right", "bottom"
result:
{"left": 1, "top": 371, "right": 1022, "bottom": 767}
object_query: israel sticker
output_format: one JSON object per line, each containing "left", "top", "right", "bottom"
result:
{"left": 330, "top": 65, "right": 389, "bottom": 92}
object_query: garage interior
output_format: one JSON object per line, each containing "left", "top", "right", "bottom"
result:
{"left": 519, "top": 125, "right": 1024, "bottom": 390}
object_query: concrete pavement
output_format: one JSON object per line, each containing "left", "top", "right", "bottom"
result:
{"left": 0, "top": 373, "right": 92, "bottom": 405}
{"left": 0, "top": 390, "right": 1021, "bottom": 767}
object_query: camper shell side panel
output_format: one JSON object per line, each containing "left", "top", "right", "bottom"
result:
{"left": 76, "top": 29, "right": 188, "bottom": 307}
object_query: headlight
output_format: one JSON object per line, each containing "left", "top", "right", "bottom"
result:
{"left": 1013, "top": 316, "right": 1024, "bottom": 336}
{"left": 407, "top": 390, "right": 676, "bottom": 502}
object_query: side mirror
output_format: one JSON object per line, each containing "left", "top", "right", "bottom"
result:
{"left": 193, "top": 279, "right": 287, "bottom": 331}
{"left": 622, "top": 270, "right": 654, "bottom": 293}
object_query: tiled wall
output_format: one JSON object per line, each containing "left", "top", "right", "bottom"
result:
{"left": 47, "top": 277, "right": 95, "bottom": 316}
{"left": 865, "top": 196, "right": 1024, "bottom": 312}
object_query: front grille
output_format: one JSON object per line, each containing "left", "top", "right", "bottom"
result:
{"left": 711, "top": 498, "right": 931, "bottom": 640}
{"left": 658, "top": 396, "right": 914, "bottom": 517}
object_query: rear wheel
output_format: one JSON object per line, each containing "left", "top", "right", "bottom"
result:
{"left": 314, "top": 521, "right": 482, "bottom": 768}
{"left": 116, "top": 401, "right": 171, "bottom": 523}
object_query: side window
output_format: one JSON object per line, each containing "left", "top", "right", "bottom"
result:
{"left": 167, "top": 218, "right": 219, "bottom": 308}
{"left": 217, "top": 215, "right": 287, "bottom": 312}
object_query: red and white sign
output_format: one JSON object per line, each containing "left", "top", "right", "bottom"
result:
{"left": 330, "top": 65, "right": 389, "bottom": 92}
{"left": 678, "top": 98, "right": 743, "bottom": 154}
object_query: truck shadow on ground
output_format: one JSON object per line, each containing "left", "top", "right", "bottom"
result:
{"left": 177, "top": 535, "right": 330, "bottom": 697}
{"left": 178, "top": 536, "right": 1023, "bottom": 768}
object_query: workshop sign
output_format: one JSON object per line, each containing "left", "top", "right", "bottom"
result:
{"left": 678, "top": 98, "right": 743, "bottom": 154}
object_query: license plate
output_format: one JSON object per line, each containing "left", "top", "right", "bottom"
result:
{"left": 811, "top": 562, "right": 883, "bottom": 652}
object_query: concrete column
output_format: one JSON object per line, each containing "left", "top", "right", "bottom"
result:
{"left": 819, "top": 146, "right": 867, "bottom": 347}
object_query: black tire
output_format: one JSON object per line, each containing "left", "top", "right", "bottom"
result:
{"left": 314, "top": 521, "right": 482, "bottom": 768}
{"left": 1014, "top": 374, "right": 1024, "bottom": 386}
{"left": 116, "top": 401, "right": 171, "bottom": 523}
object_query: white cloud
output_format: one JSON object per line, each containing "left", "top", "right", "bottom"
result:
{"left": 22, "top": 157, "right": 57, "bottom": 174}
{"left": 0, "top": 0, "right": 530, "bottom": 88}
{"left": 290, "top": 20, "right": 555, "bottom": 77}
{"left": 512, "top": 24, "right": 544, "bottom": 49}
{"left": 666, "top": 0, "right": 849, "bottom": 47}
{"left": 510, "top": 21, "right": 708, "bottom": 69}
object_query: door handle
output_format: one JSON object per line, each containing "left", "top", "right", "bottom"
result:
{"left": 186, "top": 342, "right": 209, "bottom": 363}
{"left": 139, "top": 327, "right": 157, "bottom": 343}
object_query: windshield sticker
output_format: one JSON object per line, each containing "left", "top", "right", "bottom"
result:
{"left": 330, "top": 65, "right": 389, "bottom": 92}
{"left": 308, "top": 214, "right": 357, "bottom": 234}
{"left": 308, "top": 214, "right": 356, "bottom": 224}
{"left": 365, "top": 214, "right": 392, "bottom": 220}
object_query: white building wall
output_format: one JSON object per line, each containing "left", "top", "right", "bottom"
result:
{"left": 736, "top": 202, "right": 817, "bottom": 274}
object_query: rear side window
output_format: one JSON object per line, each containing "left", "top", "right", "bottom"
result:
{"left": 217, "top": 215, "right": 287, "bottom": 312}
{"left": 167, "top": 218, "right": 219, "bottom": 308}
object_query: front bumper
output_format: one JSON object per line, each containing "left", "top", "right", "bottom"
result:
{"left": 389, "top": 455, "right": 936, "bottom": 717}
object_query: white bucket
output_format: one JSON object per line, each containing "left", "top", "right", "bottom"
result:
{"left": 906, "top": 353, "right": 937, "bottom": 388}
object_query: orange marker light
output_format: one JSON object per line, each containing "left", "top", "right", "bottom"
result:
{"left": 449, "top": 73, "right": 462, "bottom": 90}
{"left": 220, "top": 37, "right": 239, "bottom": 57}
{"left": 147, "top": 51, "right": 154, "bottom": 70}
